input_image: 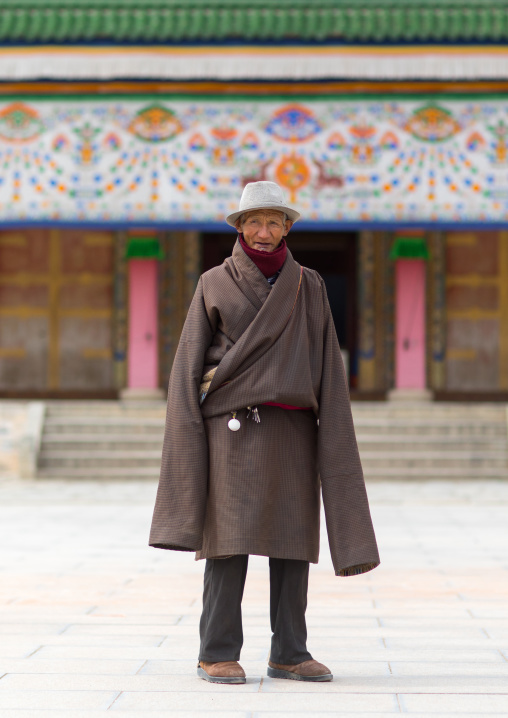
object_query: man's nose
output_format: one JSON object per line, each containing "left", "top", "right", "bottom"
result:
{"left": 257, "top": 223, "right": 270, "bottom": 238}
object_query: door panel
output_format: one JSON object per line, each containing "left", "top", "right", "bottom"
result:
{"left": 0, "top": 229, "right": 114, "bottom": 394}
{"left": 127, "top": 259, "right": 159, "bottom": 389}
{"left": 445, "top": 231, "right": 507, "bottom": 391}
{"left": 0, "top": 230, "right": 50, "bottom": 390}
{"left": 395, "top": 259, "right": 426, "bottom": 389}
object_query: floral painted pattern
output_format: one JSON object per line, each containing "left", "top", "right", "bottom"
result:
{"left": 0, "top": 98, "right": 507, "bottom": 223}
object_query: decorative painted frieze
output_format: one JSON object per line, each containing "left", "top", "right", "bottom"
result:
{"left": 1, "top": 97, "right": 508, "bottom": 224}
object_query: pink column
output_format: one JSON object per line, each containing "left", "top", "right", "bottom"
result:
{"left": 395, "top": 259, "right": 426, "bottom": 389}
{"left": 127, "top": 259, "right": 159, "bottom": 389}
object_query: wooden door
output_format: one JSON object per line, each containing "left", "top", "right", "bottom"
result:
{"left": 0, "top": 229, "right": 50, "bottom": 390}
{"left": 445, "top": 231, "right": 508, "bottom": 391}
{"left": 0, "top": 228, "right": 115, "bottom": 395}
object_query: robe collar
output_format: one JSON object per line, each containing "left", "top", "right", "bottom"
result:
{"left": 205, "top": 239, "right": 303, "bottom": 400}
{"left": 228, "top": 238, "right": 272, "bottom": 309}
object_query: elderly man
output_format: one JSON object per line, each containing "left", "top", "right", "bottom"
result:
{"left": 150, "top": 181, "right": 379, "bottom": 685}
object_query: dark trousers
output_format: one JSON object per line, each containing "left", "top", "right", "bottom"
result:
{"left": 198, "top": 554, "right": 313, "bottom": 665}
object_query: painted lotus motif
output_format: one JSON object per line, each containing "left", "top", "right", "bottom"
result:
{"left": 128, "top": 105, "right": 182, "bottom": 142}
{"left": 0, "top": 102, "right": 43, "bottom": 142}
{"left": 265, "top": 104, "right": 321, "bottom": 143}
{"left": 404, "top": 106, "right": 461, "bottom": 142}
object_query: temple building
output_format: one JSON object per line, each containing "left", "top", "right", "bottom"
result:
{"left": 1, "top": 1, "right": 508, "bottom": 400}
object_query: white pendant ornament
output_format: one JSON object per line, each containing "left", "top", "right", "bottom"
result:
{"left": 228, "top": 412, "right": 240, "bottom": 431}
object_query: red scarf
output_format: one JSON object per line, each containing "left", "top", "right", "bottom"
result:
{"left": 238, "top": 233, "right": 287, "bottom": 278}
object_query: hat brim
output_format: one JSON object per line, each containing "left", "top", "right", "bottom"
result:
{"left": 226, "top": 204, "right": 300, "bottom": 227}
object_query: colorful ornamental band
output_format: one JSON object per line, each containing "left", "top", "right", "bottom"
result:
{"left": 0, "top": 98, "right": 507, "bottom": 223}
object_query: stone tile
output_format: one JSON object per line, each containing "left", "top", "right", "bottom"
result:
{"left": 0, "top": 713, "right": 250, "bottom": 718}
{"left": 0, "top": 658, "right": 144, "bottom": 675}
{"left": 399, "top": 693, "right": 508, "bottom": 713}
{"left": 0, "top": 672, "right": 262, "bottom": 693}
{"left": 62, "top": 623, "right": 186, "bottom": 636}
{"left": 0, "top": 645, "right": 42, "bottom": 659}
{"left": 1, "top": 476, "right": 508, "bottom": 716}
{"left": 260, "top": 674, "right": 508, "bottom": 694}
{"left": 0, "top": 690, "right": 118, "bottom": 710}
{"left": 390, "top": 660, "right": 508, "bottom": 676}
{"left": 252, "top": 715, "right": 401, "bottom": 718}
{"left": 43, "top": 634, "right": 168, "bottom": 647}
{"left": 383, "top": 637, "right": 493, "bottom": 649}
{"left": 31, "top": 645, "right": 204, "bottom": 661}
{"left": 0, "top": 623, "right": 68, "bottom": 635}
{"left": 112, "top": 690, "right": 400, "bottom": 711}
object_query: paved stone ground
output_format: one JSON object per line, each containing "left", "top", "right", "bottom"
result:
{"left": 1, "top": 478, "right": 508, "bottom": 717}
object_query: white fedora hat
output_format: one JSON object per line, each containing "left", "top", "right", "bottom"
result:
{"left": 226, "top": 181, "right": 301, "bottom": 227}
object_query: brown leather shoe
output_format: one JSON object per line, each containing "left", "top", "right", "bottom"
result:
{"left": 267, "top": 659, "right": 333, "bottom": 682}
{"left": 197, "top": 660, "right": 246, "bottom": 684}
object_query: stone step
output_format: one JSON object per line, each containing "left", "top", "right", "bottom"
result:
{"left": 42, "top": 418, "right": 505, "bottom": 437}
{"left": 44, "top": 416, "right": 165, "bottom": 425}
{"left": 37, "top": 466, "right": 161, "bottom": 480}
{"left": 39, "top": 448, "right": 507, "bottom": 470}
{"left": 43, "top": 406, "right": 166, "bottom": 418}
{"left": 43, "top": 421, "right": 164, "bottom": 436}
{"left": 35, "top": 400, "right": 508, "bottom": 480}
{"left": 42, "top": 430, "right": 164, "bottom": 440}
{"left": 36, "top": 464, "right": 508, "bottom": 481}
{"left": 357, "top": 437, "right": 506, "bottom": 450}
{"left": 44, "top": 406, "right": 165, "bottom": 413}
{"left": 352, "top": 415, "right": 506, "bottom": 425}
{"left": 43, "top": 401, "right": 504, "bottom": 419}
{"left": 41, "top": 435, "right": 164, "bottom": 450}
{"left": 360, "top": 456, "right": 507, "bottom": 469}
{"left": 360, "top": 437, "right": 506, "bottom": 456}
{"left": 355, "top": 424, "right": 506, "bottom": 437}
{"left": 39, "top": 450, "right": 162, "bottom": 468}
{"left": 362, "top": 466, "right": 508, "bottom": 479}
{"left": 40, "top": 436, "right": 505, "bottom": 453}
{"left": 356, "top": 431, "right": 506, "bottom": 442}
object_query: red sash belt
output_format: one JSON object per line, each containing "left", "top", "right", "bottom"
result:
{"left": 263, "top": 402, "right": 313, "bottom": 411}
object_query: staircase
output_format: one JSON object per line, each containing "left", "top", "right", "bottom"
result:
{"left": 36, "top": 400, "right": 508, "bottom": 481}
{"left": 353, "top": 402, "right": 508, "bottom": 480}
{"left": 37, "top": 400, "right": 166, "bottom": 480}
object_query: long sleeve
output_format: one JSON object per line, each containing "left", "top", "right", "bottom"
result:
{"left": 149, "top": 277, "right": 214, "bottom": 551}
{"left": 317, "top": 279, "right": 380, "bottom": 576}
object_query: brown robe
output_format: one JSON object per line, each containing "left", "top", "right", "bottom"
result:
{"left": 149, "top": 239, "right": 380, "bottom": 577}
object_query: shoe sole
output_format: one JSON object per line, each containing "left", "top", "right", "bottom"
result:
{"left": 197, "top": 666, "right": 246, "bottom": 684}
{"left": 267, "top": 666, "right": 333, "bottom": 682}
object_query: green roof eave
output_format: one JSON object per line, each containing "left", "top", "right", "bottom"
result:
{"left": 1, "top": 1, "right": 508, "bottom": 43}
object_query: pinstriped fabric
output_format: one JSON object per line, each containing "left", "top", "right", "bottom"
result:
{"left": 197, "top": 405, "right": 320, "bottom": 563}
{"left": 149, "top": 239, "right": 380, "bottom": 577}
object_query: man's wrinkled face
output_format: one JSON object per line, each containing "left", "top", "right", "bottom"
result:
{"left": 236, "top": 210, "right": 293, "bottom": 252}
